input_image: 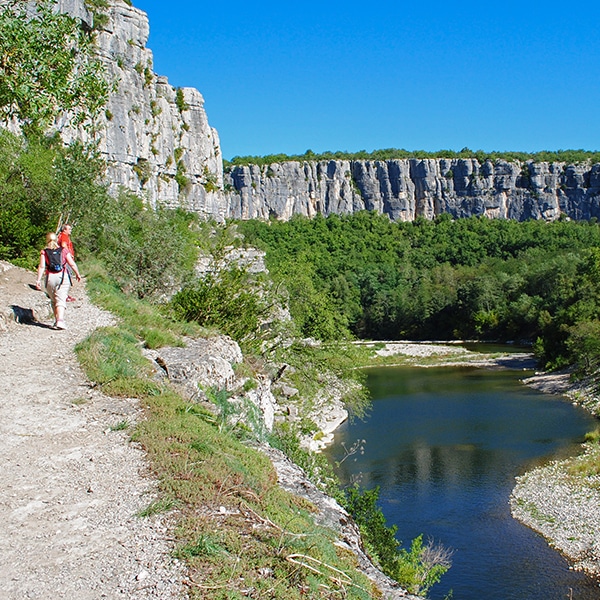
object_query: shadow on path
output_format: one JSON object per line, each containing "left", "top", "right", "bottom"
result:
{"left": 10, "top": 305, "right": 54, "bottom": 329}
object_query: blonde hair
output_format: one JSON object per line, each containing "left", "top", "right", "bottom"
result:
{"left": 45, "top": 232, "right": 59, "bottom": 250}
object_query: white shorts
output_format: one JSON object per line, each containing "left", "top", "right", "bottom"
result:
{"left": 45, "top": 271, "right": 71, "bottom": 310}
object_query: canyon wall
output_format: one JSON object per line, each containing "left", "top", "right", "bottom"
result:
{"left": 10, "top": 1, "right": 600, "bottom": 224}
{"left": 7, "top": 0, "right": 226, "bottom": 219}
{"left": 225, "top": 158, "right": 600, "bottom": 222}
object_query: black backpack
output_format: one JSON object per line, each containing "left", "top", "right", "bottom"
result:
{"left": 45, "top": 248, "right": 64, "bottom": 273}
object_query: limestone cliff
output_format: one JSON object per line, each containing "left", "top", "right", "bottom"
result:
{"left": 224, "top": 158, "right": 600, "bottom": 222}
{"left": 9, "top": 0, "right": 225, "bottom": 219}
{"left": 13, "top": 1, "right": 600, "bottom": 224}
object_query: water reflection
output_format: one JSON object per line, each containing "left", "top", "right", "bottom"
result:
{"left": 326, "top": 366, "right": 600, "bottom": 600}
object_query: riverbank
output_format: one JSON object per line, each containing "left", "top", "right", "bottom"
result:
{"left": 511, "top": 371, "right": 600, "bottom": 579}
{"left": 1, "top": 261, "right": 420, "bottom": 599}
{"left": 354, "top": 339, "right": 537, "bottom": 369}
{"left": 358, "top": 341, "right": 600, "bottom": 580}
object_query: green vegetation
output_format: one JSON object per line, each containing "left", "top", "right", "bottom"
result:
{"left": 225, "top": 147, "right": 600, "bottom": 169}
{"left": 175, "top": 87, "right": 189, "bottom": 113}
{"left": 345, "top": 486, "right": 451, "bottom": 595}
{"left": 0, "top": 131, "right": 108, "bottom": 267}
{"left": 0, "top": 130, "right": 200, "bottom": 301}
{"left": 171, "top": 266, "right": 270, "bottom": 353}
{"left": 4, "top": 3, "right": 600, "bottom": 595}
{"left": 84, "top": 0, "right": 110, "bottom": 30}
{"left": 238, "top": 212, "right": 600, "bottom": 372}
{"left": 0, "top": 0, "right": 109, "bottom": 135}
{"left": 77, "top": 266, "right": 384, "bottom": 599}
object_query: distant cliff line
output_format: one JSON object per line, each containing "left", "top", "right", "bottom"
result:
{"left": 23, "top": 2, "right": 600, "bottom": 225}
{"left": 224, "top": 155, "right": 600, "bottom": 223}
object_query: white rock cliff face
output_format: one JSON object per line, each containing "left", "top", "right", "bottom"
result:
{"left": 21, "top": 1, "right": 600, "bottom": 225}
{"left": 44, "top": 0, "right": 225, "bottom": 218}
{"left": 224, "top": 158, "right": 600, "bottom": 222}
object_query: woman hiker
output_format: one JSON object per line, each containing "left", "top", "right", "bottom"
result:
{"left": 35, "top": 232, "right": 81, "bottom": 330}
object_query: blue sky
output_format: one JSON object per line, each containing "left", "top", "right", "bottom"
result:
{"left": 134, "top": 1, "right": 600, "bottom": 161}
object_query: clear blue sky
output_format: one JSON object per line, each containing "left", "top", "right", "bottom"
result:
{"left": 134, "top": 0, "right": 600, "bottom": 161}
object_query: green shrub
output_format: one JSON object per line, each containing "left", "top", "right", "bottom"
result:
{"left": 171, "top": 267, "right": 267, "bottom": 352}
{"left": 0, "top": 0, "right": 108, "bottom": 134}
{"left": 96, "top": 191, "right": 200, "bottom": 300}
{"left": 175, "top": 88, "right": 189, "bottom": 113}
{"left": 344, "top": 486, "right": 451, "bottom": 596}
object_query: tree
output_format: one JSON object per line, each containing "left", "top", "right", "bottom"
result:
{"left": 0, "top": 0, "right": 109, "bottom": 135}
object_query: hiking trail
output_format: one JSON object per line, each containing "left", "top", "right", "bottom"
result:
{"left": 0, "top": 261, "right": 184, "bottom": 599}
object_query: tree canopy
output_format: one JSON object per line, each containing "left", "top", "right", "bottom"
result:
{"left": 0, "top": 0, "right": 109, "bottom": 135}
{"left": 238, "top": 212, "right": 600, "bottom": 371}
{"left": 225, "top": 148, "right": 600, "bottom": 169}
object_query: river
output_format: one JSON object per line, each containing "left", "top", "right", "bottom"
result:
{"left": 325, "top": 365, "right": 600, "bottom": 599}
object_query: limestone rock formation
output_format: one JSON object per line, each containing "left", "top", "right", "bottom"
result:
{"left": 224, "top": 158, "right": 600, "bottom": 222}
{"left": 85, "top": 0, "right": 223, "bottom": 217}
{"left": 144, "top": 335, "right": 280, "bottom": 433}
{"left": 11, "top": 0, "right": 225, "bottom": 218}
{"left": 145, "top": 336, "right": 243, "bottom": 401}
{"left": 13, "top": 1, "right": 600, "bottom": 225}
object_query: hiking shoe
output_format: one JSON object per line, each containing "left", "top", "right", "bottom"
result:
{"left": 55, "top": 321, "right": 67, "bottom": 330}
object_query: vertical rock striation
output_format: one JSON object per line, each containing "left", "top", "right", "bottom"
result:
{"left": 8, "top": 1, "right": 600, "bottom": 224}
{"left": 82, "top": 0, "right": 224, "bottom": 217}
{"left": 5, "top": 0, "right": 225, "bottom": 219}
{"left": 225, "top": 158, "right": 600, "bottom": 222}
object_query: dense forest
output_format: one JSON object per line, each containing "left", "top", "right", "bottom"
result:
{"left": 239, "top": 212, "right": 600, "bottom": 372}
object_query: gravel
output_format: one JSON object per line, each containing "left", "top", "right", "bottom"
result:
{"left": 510, "top": 452, "right": 600, "bottom": 577}
{"left": 511, "top": 372, "right": 600, "bottom": 578}
{"left": 0, "top": 262, "right": 184, "bottom": 599}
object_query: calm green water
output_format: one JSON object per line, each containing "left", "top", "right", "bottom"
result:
{"left": 326, "top": 366, "right": 600, "bottom": 599}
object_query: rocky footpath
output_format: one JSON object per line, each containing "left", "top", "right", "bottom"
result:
{"left": 0, "top": 261, "right": 184, "bottom": 599}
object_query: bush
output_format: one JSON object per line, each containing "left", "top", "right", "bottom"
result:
{"left": 170, "top": 266, "right": 268, "bottom": 351}
{"left": 344, "top": 485, "right": 451, "bottom": 596}
{"left": 97, "top": 191, "right": 199, "bottom": 300}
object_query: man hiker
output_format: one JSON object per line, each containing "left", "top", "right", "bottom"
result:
{"left": 58, "top": 223, "right": 76, "bottom": 302}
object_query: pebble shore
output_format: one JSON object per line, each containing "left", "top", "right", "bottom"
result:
{"left": 511, "top": 372, "right": 600, "bottom": 579}
{"left": 366, "top": 342, "right": 600, "bottom": 580}
{"left": 510, "top": 451, "right": 600, "bottom": 577}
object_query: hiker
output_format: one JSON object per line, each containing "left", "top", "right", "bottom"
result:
{"left": 58, "top": 223, "right": 76, "bottom": 302}
{"left": 35, "top": 232, "right": 81, "bottom": 330}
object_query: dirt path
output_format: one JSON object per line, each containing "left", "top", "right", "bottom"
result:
{"left": 0, "top": 262, "right": 184, "bottom": 599}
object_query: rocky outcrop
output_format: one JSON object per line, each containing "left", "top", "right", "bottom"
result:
{"left": 7, "top": 0, "right": 225, "bottom": 218}
{"left": 144, "top": 335, "right": 279, "bottom": 434}
{"left": 85, "top": 0, "right": 224, "bottom": 217}
{"left": 145, "top": 336, "right": 243, "bottom": 401}
{"left": 225, "top": 158, "right": 600, "bottom": 222}
{"left": 143, "top": 334, "right": 349, "bottom": 443}
{"left": 18, "top": 2, "right": 600, "bottom": 225}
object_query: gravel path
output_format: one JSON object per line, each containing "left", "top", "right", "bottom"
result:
{"left": 0, "top": 262, "right": 184, "bottom": 599}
